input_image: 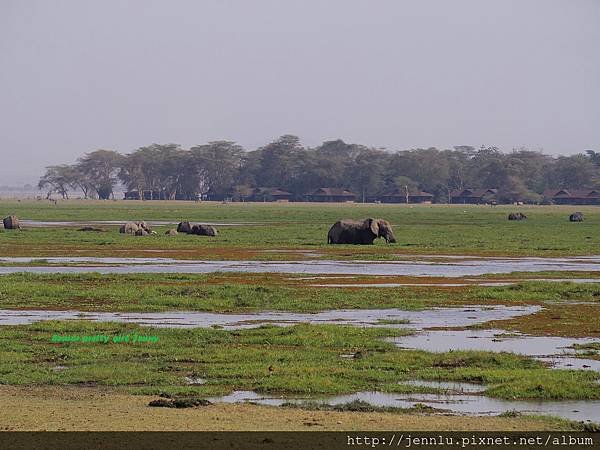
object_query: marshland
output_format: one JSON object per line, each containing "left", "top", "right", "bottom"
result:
{"left": 0, "top": 201, "right": 598, "bottom": 430}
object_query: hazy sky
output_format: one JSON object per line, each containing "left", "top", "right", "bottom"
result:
{"left": 1, "top": 0, "right": 599, "bottom": 184}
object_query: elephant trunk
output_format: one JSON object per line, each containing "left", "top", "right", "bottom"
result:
{"left": 384, "top": 232, "right": 397, "bottom": 243}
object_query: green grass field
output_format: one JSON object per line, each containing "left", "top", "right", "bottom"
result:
{"left": 0, "top": 200, "right": 599, "bottom": 257}
{"left": 1, "top": 273, "right": 600, "bottom": 313}
{"left": 2, "top": 320, "right": 597, "bottom": 401}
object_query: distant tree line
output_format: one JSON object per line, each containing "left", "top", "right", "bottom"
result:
{"left": 38, "top": 135, "right": 600, "bottom": 203}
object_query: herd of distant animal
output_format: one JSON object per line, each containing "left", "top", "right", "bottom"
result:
{"left": 0, "top": 211, "right": 588, "bottom": 245}
{"left": 115, "top": 220, "right": 219, "bottom": 237}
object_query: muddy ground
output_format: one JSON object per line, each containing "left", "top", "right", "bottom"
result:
{"left": 0, "top": 386, "right": 573, "bottom": 431}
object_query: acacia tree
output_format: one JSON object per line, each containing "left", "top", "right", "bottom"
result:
{"left": 468, "top": 146, "right": 507, "bottom": 188}
{"left": 385, "top": 148, "right": 450, "bottom": 200}
{"left": 549, "top": 154, "right": 598, "bottom": 189}
{"left": 158, "top": 146, "right": 189, "bottom": 200}
{"left": 506, "top": 149, "right": 553, "bottom": 194}
{"left": 253, "top": 135, "right": 306, "bottom": 190}
{"left": 77, "top": 150, "right": 123, "bottom": 199}
{"left": 586, "top": 150, "right": 600, "bottom": 167}
{"left": 190, "top": 141, "right": 243, "bottom": 199}
{"left": 68, "top": 165, "right": 95, "bottom": 199}
{"left": 38, "top": 165, "right": 75, "bottom": 199}
{"left": 40, "top": 139, "right": 600, "bottom": 204}
{"left": 348, "top": 148, "right": 389, "bottom": 202}
{"left": 441, "top": 148, "right": 474, "bottom": 202}
{"left": 119, "top": 150, "right": 149, "bottom": 199}
{"left": 119, "top": 144, "right": 189, "bottom": 199}
{"left": 301, "top": 140, "right": 362, "bottom": 193}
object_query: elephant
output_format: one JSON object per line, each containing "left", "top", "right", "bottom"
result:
{"left": 119, "top": 221, "right": 152, "bottom": 235}
{"left": 569, "top": 212, "right": 584, "bottom": 222}
{"left": 120, "top": 222, "right": 139, "bottom": 234}
{"left": 177, "top": 221, "right": 218, "bottom": 236}
{"left": 177, "top": 221, "right": 193, "bottom": 233}
{"left": 508, "top": 212, "right": 527, "bottom": 221}
{"left": 136, "top": 221, "right": 151, "bottom": 232}
{"left": 2, "top": 215, "right": 20, "bottom": 230}
{"left": 190, "top": 224, "right": 218, "bottom": 236}
{"left": 327, "top": 218, "right": 396, "bottom": 245}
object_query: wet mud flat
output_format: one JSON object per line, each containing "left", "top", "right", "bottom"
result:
{"left": 2, "top": 255, "right": 600, "bottom": 276}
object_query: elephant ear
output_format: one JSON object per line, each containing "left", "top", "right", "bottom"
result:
{"left": 367, "top": 218, "right": 379, "bottom": 235}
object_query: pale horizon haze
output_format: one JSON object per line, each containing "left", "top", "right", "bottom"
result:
{"left": 1, "top": 0, "right": 599, "bottom": 184}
